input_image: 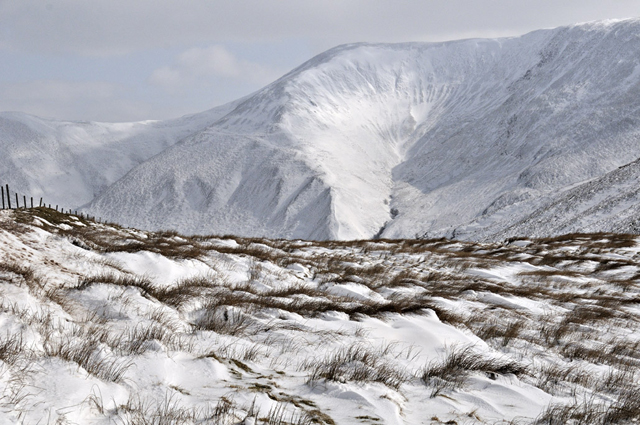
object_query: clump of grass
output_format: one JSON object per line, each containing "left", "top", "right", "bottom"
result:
{"left": 109, "top": 323, "right": 189, "bottom": 355}
{"left": 305, "top": 343, "right": 409, "bottom": 390}
{"left": 596, "top": 366, "right": 637, "bottom": 393}
{"left": 0, "top": 261, "right": 35, "bottom": 282}
{"left": 15, "top": 207, "right": 83, "bottom": 227}
{"left": 0, "top": 332, "right": 28, "bottom": 365}
{"left": 116, "top": 392, "right": 225, "bottom": 425}
{"left": 420, "top": 345, "right": 527, "bottom": 397}
{"left": 563, "top": 304, "right": 618, "bottom": 324}
{"left": 471, "top": 317, "right": 527, "bottom": 347}
{"left": 76, "top": 272, "right": 154, "bottom": 295}
{"left": 0, "top": 260, "right": 43, "bottom": 295}
{"left": 44, "top": 336, "right": 131, "bottom": 383}
{"left": 193, "top": 306, "right": 253, "bottom": 336}
{"left": 534, "top": 363, "right": 592, "bottom": 394}
{"left": 262, "top": 402, "right": 316, "bottom": 425}
{"left": 144, "top": 306, "right": 183, "bottom": 332}
{"left": 534, "top": 389, "right": 640, "bottom": 425}
{"left": 534, "top": 398, "right": 607, "bottom": 425}
{"left": 539, "top": 319, "right": 576, "bottom": 347}
{"left": 149, "top": 274, "right": 232, "bottom": 308}
{"left": 604, "top": 389, "right": 640, "bottom": 423}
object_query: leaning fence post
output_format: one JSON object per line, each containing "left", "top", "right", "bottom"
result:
{"left": 15, "top": 193, "right": 18, "bottom": 209}
{"left": 39, "top": 198, "right": 43, "bottom": 207}
{"left": 55, "top": 205, "right": 58, "bottom": 211}
{"left": 1, "top": 186, "right": 4, "bottom": 210}
{"left": 23, "top": 196, "right": 26, "bottom": 209}
{"left": 6, "top": 185, "right": 10, "bottom": 209}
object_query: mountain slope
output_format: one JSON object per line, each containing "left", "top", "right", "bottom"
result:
{"left": 484, "top": 155, "right": 640, "bottom": 239}
{"left": 387, "top": 20, "right": 640, "bottom": 240}
{"left": 3, "top": 20, "right": 640, "bottom": 240}
{"left": 83, "top": 19, "right": 640, "bottom": 240}
{"left": 0, "top": 100, "right": 240, "bottom": 209}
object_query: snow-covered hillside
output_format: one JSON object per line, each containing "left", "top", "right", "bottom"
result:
{"left": 1, "top": 208, "right": 640, "bottom": 424}
{"left": 81, "top": 18, "right": 640, "bottom": 240}
{"left": 4, "top": 19, "right": 640, "bottom": 240}
{"left": 0, "top": 100, "right": 240, "bottom": 209}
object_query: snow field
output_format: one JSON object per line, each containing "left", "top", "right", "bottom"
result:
{"left": 0, "top": 209, "right": 639, "bottom": 423}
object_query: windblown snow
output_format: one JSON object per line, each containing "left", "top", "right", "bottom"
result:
{"left": 2, "top": 209, "right": 640, "bottom": 424}
{"left": 4, "top": 19, "right": 640, "bottom": 240}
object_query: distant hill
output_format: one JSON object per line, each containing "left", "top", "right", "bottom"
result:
{"left": 4, "top": 19, "right": 640, "bottom": 240}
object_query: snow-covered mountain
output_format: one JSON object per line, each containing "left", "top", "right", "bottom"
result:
{"left": 5, "top": 19, "right": 640, "bottom": 240}
{"left": 0, "top": 101, "right": 240, "bottom": 209}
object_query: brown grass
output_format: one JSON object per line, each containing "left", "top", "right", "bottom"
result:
{"left": 305, "top": 343, "right": 409, "bottom": 390}
{"left": 421, "top": 345, "right": 527, "bottom": 397}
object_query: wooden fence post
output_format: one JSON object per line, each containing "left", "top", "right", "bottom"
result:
{"left": 1, "top": 186, "right": 4, "bottom": 210}
{"left": 30, "top": 197, "right": 33, "bottom": 208}
{"left": 23, "top": 196, "right": 26, "bottom": 209}
{"left": 15, "top": 193, "right": 18, "bottom": 209}
{"left": 39, "top": 198, "right": 43, "bottom": 207}
{"left": 55, "top": 205, "right": 58, "bottom": 211}
{"left": 6, "top": 185, "right": 10, "bottom": 209}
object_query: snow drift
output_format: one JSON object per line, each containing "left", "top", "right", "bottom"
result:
{"left": 2, "top": 208, "right": 640, "bottom": 423}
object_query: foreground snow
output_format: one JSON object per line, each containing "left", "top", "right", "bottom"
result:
{"left": 0, "top": 209, "right": 639, "bottom": 424}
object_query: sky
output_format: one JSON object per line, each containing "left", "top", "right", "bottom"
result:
{"left": 1, "top": 0, "right": 639, "bottom": 122}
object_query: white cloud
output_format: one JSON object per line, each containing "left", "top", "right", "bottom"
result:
{"left": 149, "top": 67, "right": 182, "bottom": 89}
{"left": 150, "top": 45, "right": 281, "bottom": 91}
{"left": 2, "top": 0, "right": 640, "bottom": 122}
{"left": 180, "top": 46, "right": 241, "bottom": 78}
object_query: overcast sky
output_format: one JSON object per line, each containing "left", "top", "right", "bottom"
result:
{"left": 1, "top": 0, "right": 639, "bottom": 122}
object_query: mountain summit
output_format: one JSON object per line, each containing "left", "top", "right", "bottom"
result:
{"left": 4, "top": 19, "right": 640, "bottom": 240}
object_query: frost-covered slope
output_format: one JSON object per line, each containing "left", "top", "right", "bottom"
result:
{"left": 2, "top": 209, "right": 640, "bottom": 424}
{"left": 82, "top": 18, "right": 640, "bottom": 240}
{"left": 387, "top": 19, "right": 640, "bottom": 241}
{"left": 484, "top": 155, "right": 640, "bottom": 239}
{"left": 0, "top": 101, "right": 239, "bottom": 209}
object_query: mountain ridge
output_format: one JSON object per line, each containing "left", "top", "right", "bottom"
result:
{"left": 3, "top": 18, "right": 640, "bottom": 240}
